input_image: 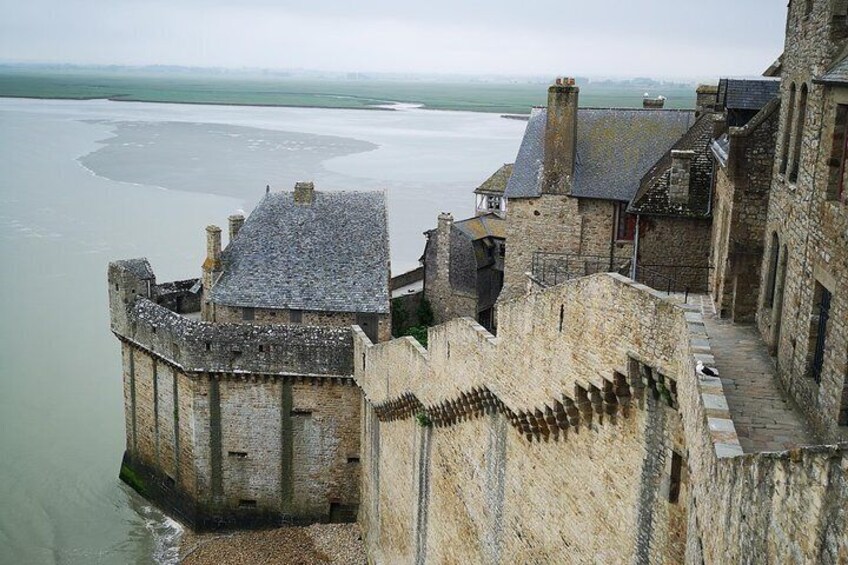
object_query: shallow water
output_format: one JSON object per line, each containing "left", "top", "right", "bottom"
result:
{"left": 0, "top": 98, "right": 522, "bottom": 563}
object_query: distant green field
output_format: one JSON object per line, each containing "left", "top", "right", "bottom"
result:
{"left": 0, "top": 68, "right": 697, "bottom": 114}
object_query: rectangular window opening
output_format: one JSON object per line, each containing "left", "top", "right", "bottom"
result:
{"left": 238, "top": 499, "right": 257, "bottom": 508}
{"left": 205, "top": 342, "right": 211, "bottom": 352}
{"left": 615, "top": 202, "right": 636, "bottom": 241}
{"left": 827, "top": 104, "right": 848, "bottom": 202}
{"left": 291, "top": 409, "right": 313, "bottom": 417}
{"left": 808, "top": 282, "right": 832, "bottom": 384}
{"left": 290, "top": 309, "right": 303, "bottom": 323}
{"left": 669, "top": 451, "right": 683, "bottom": 503}
{"left": 228, "top": 451, "right": 248, "bottom": 459}
{"left": 242, "top": 307, "right": 255, "bottom": 321}
{"left": 347, "top": 456, "right": 360, "bottom": 464}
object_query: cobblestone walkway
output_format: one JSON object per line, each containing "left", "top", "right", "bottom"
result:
{"left": 696, "top": 296, "right": 815, "bottom": 453}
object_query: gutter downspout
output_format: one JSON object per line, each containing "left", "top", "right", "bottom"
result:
{"left": 631, "top": 215, "right": 641, "bottom": 280}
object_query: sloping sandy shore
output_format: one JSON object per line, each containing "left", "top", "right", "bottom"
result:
{"left": 179, "top": 523, "right": 366, "bottom": 564}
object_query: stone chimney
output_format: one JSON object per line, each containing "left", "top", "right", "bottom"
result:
{"left": 696, "top": 84, "right": 719, "bottom": 117}
{"left": 436, "top": 212, "right": 454, "bottom": 280}
{"left": 228, "top": 213, "right": 245, "bottom": 242}
{"left": 294, "top": 181, "right": 315, "bottom": 205}
{"left": 205, "top": 225, "right": 222, "bottom": 267}
{"left": 669, "top": 150, "right": 695, "bottom": 205}
{"left": 542, "top": 77, "right": 579, "bottom": 195}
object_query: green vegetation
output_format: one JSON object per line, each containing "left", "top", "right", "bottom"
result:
{"left": 119, "top": 463, "right": 147, "bottom": 496}
{"left": 416, "top": 298, "right": 435, "bottom": 327}
{"left": 415, "top": 411, "right": 433, "bottom": 427}
{"left": 402, "top": 325, "right": 429, "bottom": 348}
{"left": 0, "top": 67, "right": 698, "bottom": 114}
{"left": 391, "top": 298, "right": 410, "bottom": 335}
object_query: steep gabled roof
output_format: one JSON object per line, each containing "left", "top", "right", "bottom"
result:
{"left": 474, "top": 164, "right": 514, "bottom": 195}
{"left": 717, "top": 79, "right": 780, "bottom": 111}
{"left": 504, "top": 107, "right": 696, "bottom": 202}
{"left": 453, "top": 213, "right": 506, "bottom": 241}
{"left": 209, "top": 190, "right": 390, "bottom": 314}
{"left": 629, "top": 113, "right": 716, "bottom": 218}
{"left": 818, "top": 51, "right": 848, "bottom": 85}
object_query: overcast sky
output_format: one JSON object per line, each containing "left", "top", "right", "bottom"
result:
{"left": 0, "top": 0, "right": 787, "bottom": 79}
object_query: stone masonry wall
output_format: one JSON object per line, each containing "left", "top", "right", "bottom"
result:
{"left": 710, "top": 100, "right": 779, "bottom": 322}
{"left": 757, "top": 0, "right": 848, "bottom": 440}
{"left": 211, "top": 304, "right": 391, "bottom": 343}
{"left": 502, "top": 195, "right": 631, "bottom": 299}
{"left": 110, "top": 261, "right": 362, "bottom": 529}
{"left": 356, "top": 275, "right": 691, "bottom": 564}
{"left": 423, "top": 215, "right": 477, "bottom": 324}
{"left": 356, "top": 273, "right": 848, "bottom": 563}
{"left": 638, "top": 216, "right": 712, "bottom": 293}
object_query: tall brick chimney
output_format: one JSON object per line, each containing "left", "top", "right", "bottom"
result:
{"left": 294, "top": 181, "right": 315, "bottom": 205}
{"left": 228, "top": 213, "right": 245, "bottom": 242}
{"left": 436, "top": 212, "right": 454, "bottom": 281}
{"left": 669, "top": 150, "right": 695, "bottom": 205}
{"left": 543, "top": 77, "right": 579, "bottom": 195}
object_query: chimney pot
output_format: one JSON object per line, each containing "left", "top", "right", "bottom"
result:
{"left": 294, "top": 181, "right": 315, "bottom": 205}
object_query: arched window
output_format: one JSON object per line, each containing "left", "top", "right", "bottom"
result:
{"left": 765, "top": 233, "right": 780, "bottom": 307}
{"left": 790, "top": 83, "right": 809, "bottom": 183}
{"left": 780, "top": 83, "right": 796, "bottom": 174}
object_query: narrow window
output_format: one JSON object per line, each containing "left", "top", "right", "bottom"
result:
{"left": 205, "top": 342, "right": 211, "bottom": 351}
{"left": 242, "top": 307, "right": 254, "bottom": 321}
{"left": 290, "top": 309, "right": 302, "bottom": 323}
{"left": 558, "top": 305, "right": 565, "bottom": 332}
{"left": 228, "top": 451, "right": 248, "bottom": 459}
{"left": 804, "top": 0, "right": 813, "bottom": 17}
{"left": 765, "top": 233, "right": 780, "bottom": 307}
{"left": 839, "top": 371, "right": 848, "bottom": 426}
{"left": 291, "top": 409, "right": 313, "bottom": 417}
{"left": 669, "top": 451, "right": 683, "bottom": 503}
{"left": 827, "top": 104, "right": 848, "bottom": 202}
{"left": 615, "top": 202, "right": 636, "bottom": 241}
{"left": 780, "top": 83, "right": 796, "bottom": 174}
{"left": 258, "top": 344, "right": 264, "bottom": 353}
{"left": 808, "top": 282, "right": 832, "bottom": 384}
{"left": 238, "top": 499, "right": 257, "bottom": 508}
{"left": 347, "top": 456, "right": 360, "bottom": 464}
{"left": 790, "top": 83, "right": 809, "bottom": 183}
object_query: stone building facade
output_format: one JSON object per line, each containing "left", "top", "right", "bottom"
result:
{"left": 757, "top": 0, "right": 848, "bottom": 439}
{"left": 502, "top": 80, "right": 696, "bottom": 296}
{"left": 109, "top": 183, "right": 391, "bottom": 529}
{"left": 628, "top": 111, "right": 718, "bottom": 293}
{"left": 422, "top": 212, "right": 505, "bottom": 330}
{"left": 354, "top": 274, "right": 848, "bottom": 564}
{"left": 709, "top": 86, "right": 781, "bottom": 322}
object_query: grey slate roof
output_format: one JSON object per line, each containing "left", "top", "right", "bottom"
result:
{"left": 504, "top": 107, "right": 547, "bottom": 199}
{"left": 504, "top": 107, "right": 695, "bottom": 202}
{"left": 629, "top": 113, "right": 716, "bottom": 218}
{"left": 474, "top": 163, "right": 514, "bottom": 195}
{"left": 717, "top": 79, "right": 780, "bottom": 111}
{"left": 818, "top": 52, "right": 848, "bottom": 84}
{"left": 209, "top": 190, "right": 390, "bottom": 314}
{"left": 114, "top": 258, "right": 155, "bottom": 280}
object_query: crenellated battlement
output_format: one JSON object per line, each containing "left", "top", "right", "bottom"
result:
{"left": 109, "top": 258, "right": 354, "bottom": 379}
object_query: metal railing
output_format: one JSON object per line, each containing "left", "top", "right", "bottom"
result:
{"left": 624, "top": 264, "right": 712, "bottom": 303}
{"left": 531, "top": 251, "right": 628, "bottom": 287}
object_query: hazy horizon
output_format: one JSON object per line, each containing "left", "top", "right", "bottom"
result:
{"left": 0, "top": 0, "right": 787, "bottom": 79}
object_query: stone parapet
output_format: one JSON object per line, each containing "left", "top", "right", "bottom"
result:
{"left": 355, "top": 273, "right": 848, "bottom": 563}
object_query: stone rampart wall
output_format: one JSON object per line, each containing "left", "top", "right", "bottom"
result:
{"left": 356, "top": 275, "right": 692, "bottom": 563}
{"left": 356, "top": 273, "right": 848, "bottom": 563}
